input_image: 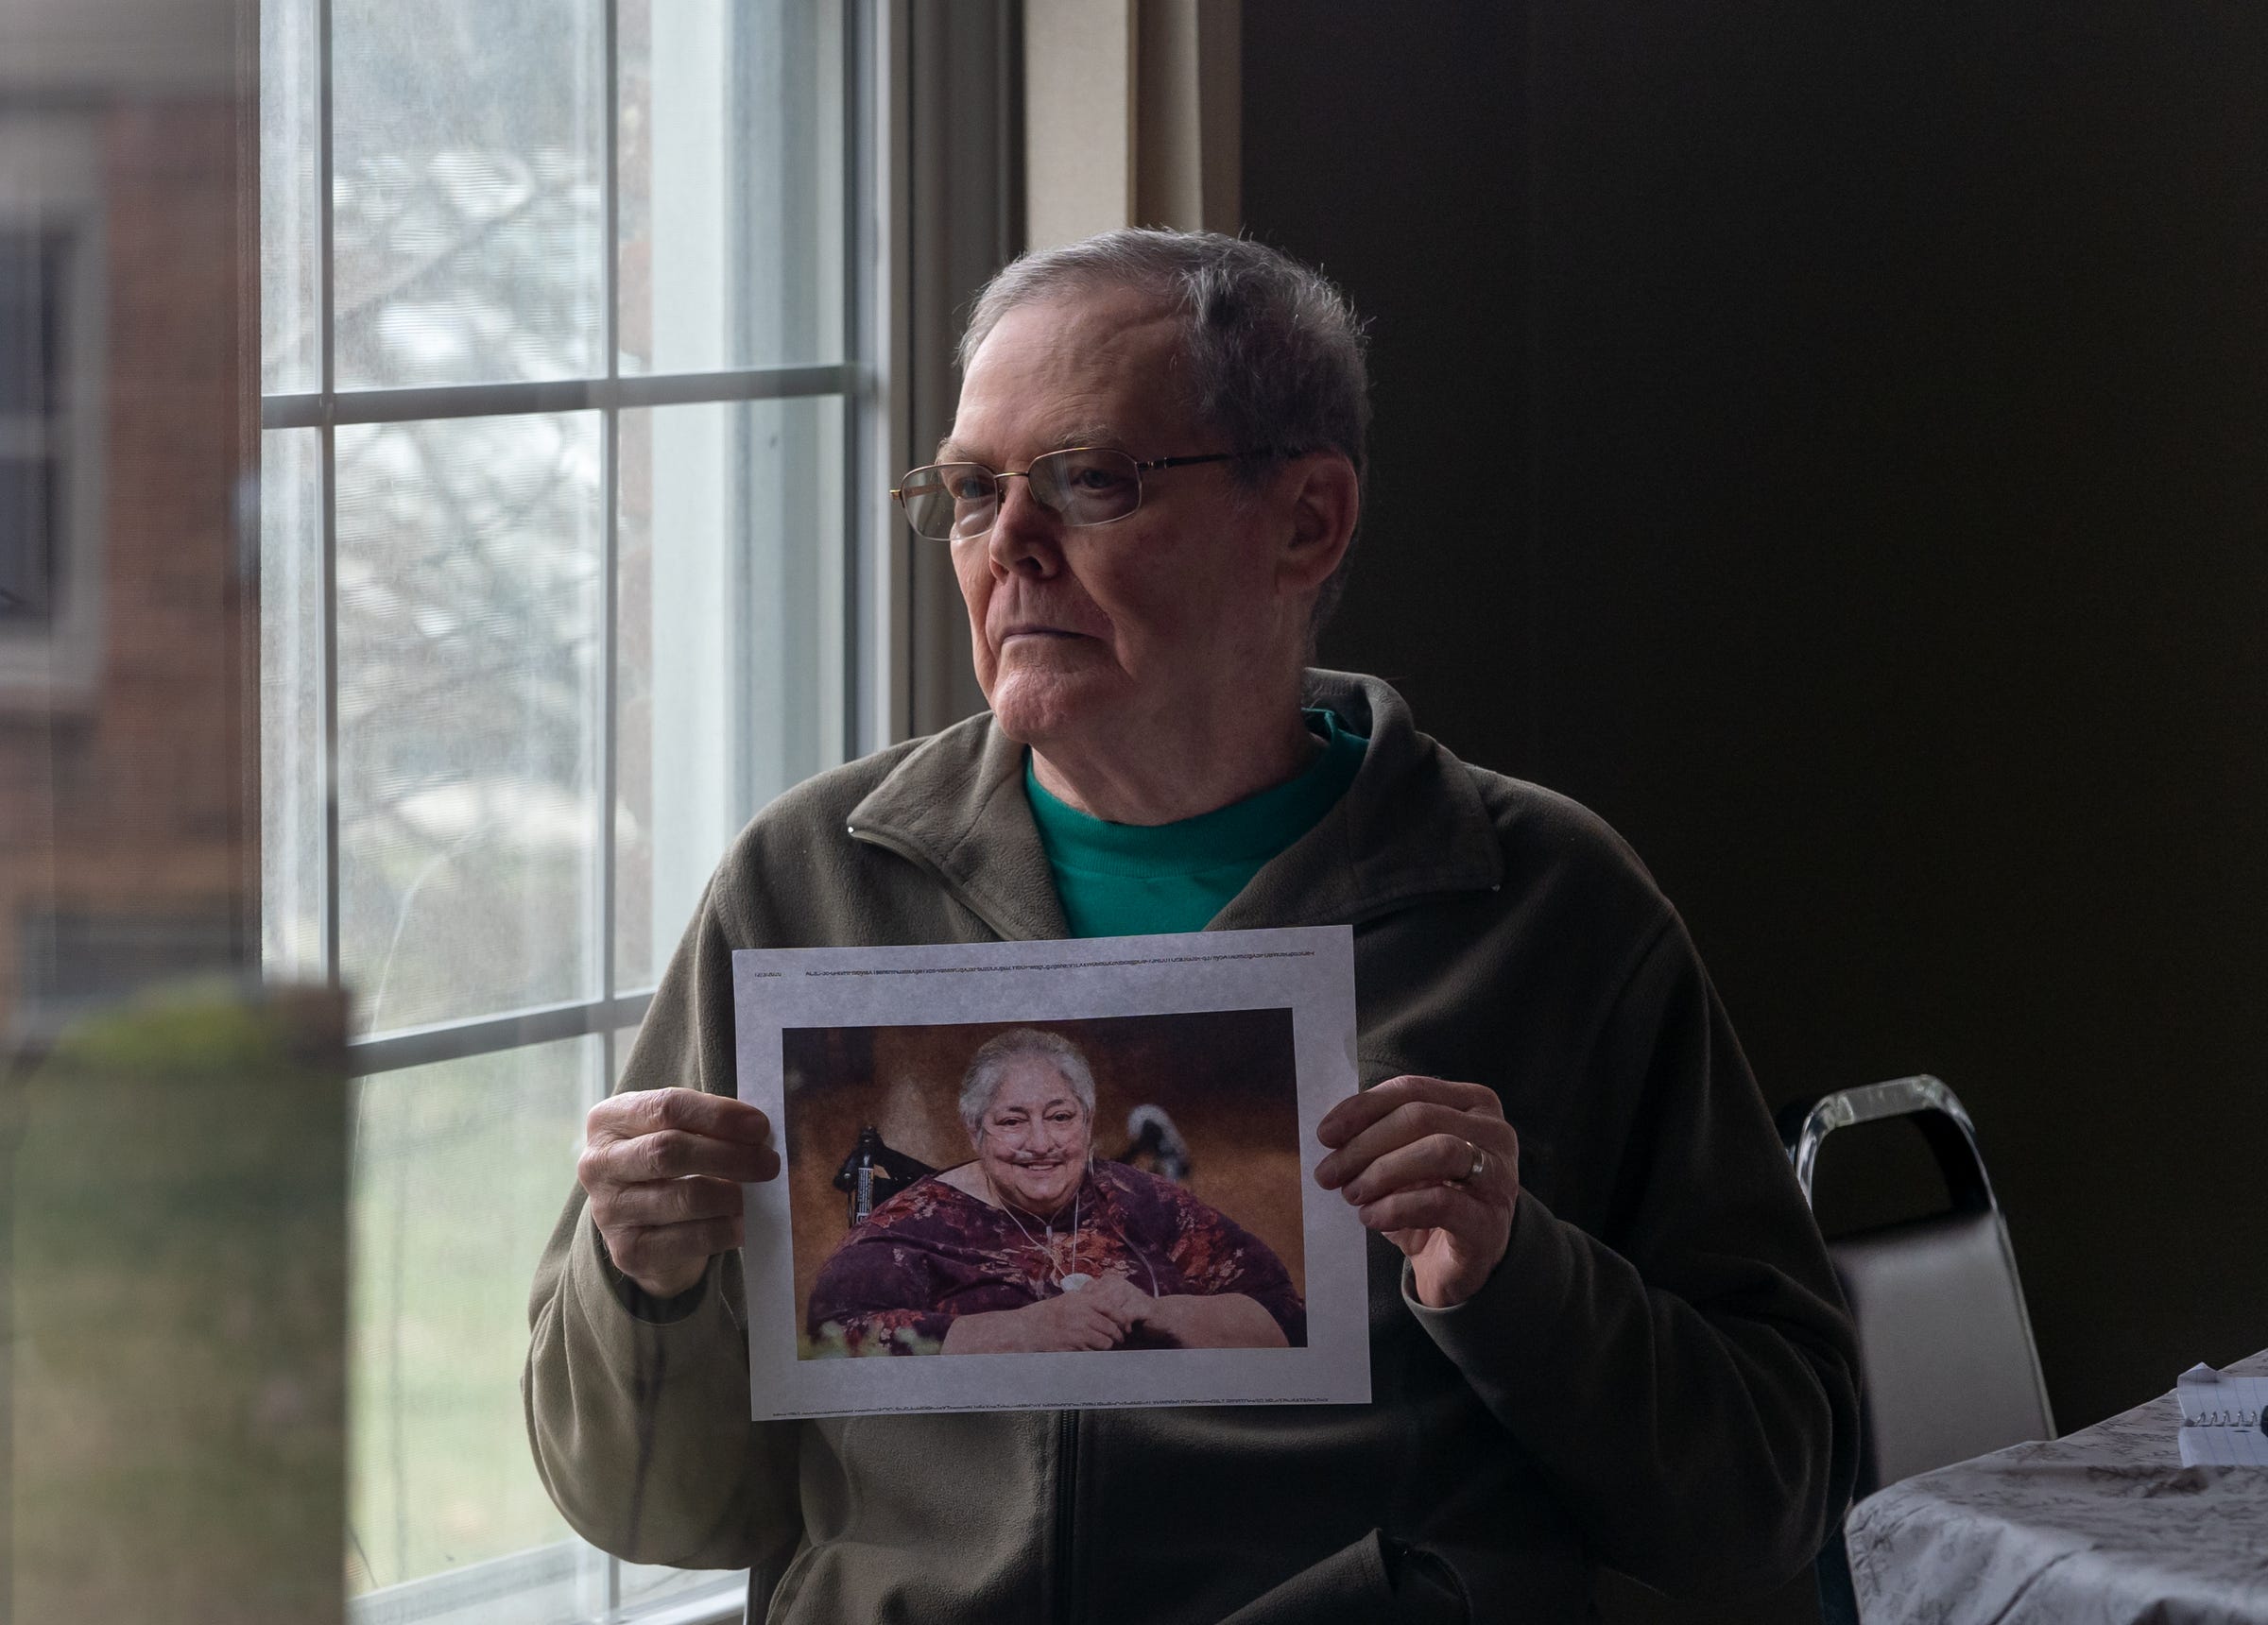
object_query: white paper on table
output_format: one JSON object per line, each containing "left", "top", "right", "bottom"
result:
{"left": 2174, "top": 1363, "right": 2268, "bottom": 1465}
{"left": 2178, "top": 1427, "right": 2268, "bottom": 1466}
{"left": 732, "top": 926, "right": 1370, "bottom": 1422}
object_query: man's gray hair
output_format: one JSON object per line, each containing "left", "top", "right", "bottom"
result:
{"left": 958, "top": 229, "right": 1371, "bottom": 630}
{"left": 958, "top": 1027, "right": 1098, "bottom": 1138}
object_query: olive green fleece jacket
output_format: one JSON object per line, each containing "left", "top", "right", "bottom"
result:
{"left": 524, "top": 670, "right": 1861, "bottom": 1625}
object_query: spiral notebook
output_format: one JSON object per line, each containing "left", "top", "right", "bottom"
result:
{"left": 2175, "top": 1363, "right": 2268, "bottom": 1466}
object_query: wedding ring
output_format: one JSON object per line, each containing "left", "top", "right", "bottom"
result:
{"left": 1456, "top": 1140, "right": 1486, "bottom": 1183}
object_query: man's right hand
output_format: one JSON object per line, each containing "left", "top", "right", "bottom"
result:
{"left": 579, "top": 1087, "right": 781, "bottom": 1300}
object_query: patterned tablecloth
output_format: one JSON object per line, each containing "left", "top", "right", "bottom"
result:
{"left": 1847, "top": 1347, "right": 2268, "bottom": 1624}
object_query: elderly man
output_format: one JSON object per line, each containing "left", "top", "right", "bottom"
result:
{"left": 526, "top": 230, "right": 1859, "bottom": 1624}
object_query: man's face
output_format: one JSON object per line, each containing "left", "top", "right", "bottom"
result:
{"left": 945, "top": 288, "right": 1290, "bottom": 748}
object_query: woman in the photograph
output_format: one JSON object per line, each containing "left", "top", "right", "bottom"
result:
{"left": 805, "top": 1028, "right": 1306, "bottom": 1356}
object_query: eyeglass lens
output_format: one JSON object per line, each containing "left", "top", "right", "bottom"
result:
{"left": 898, "top": 447, "right": 1143, "bottom": 539}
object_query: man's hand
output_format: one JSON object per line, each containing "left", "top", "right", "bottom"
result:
{"left": 579, "top": 1087, "right": 781, "bottom": 1300}
{"left": 940, "top": 1290, "right": 1140, "bottom": 1353}
{"left": 1314, "top": 1074, "right": 1521, "bottom": 1309}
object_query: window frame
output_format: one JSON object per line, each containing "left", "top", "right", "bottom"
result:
{"left": 256, "top": 1, "right": 905, "bottom": 1620}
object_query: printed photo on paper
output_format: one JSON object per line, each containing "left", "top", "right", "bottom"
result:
{"left": 733, "top": 927, "right": 1367, "bottom": 1420}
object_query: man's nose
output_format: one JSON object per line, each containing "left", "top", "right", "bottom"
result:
{"left": 985, "top": 472, "right": 1064, "bottom": 578}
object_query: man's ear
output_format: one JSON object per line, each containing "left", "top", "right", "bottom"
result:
{"left": 1274, "top": 452, "right": 1361, "bottom": 596}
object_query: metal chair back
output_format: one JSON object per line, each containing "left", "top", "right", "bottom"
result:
{"left": 1779, "top": 1074, "right": 2055, "bottom": 1497}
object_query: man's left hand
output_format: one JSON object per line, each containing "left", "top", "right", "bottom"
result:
{"left": 1314, "top": 1074, "right": 1521, "bottom": 1309}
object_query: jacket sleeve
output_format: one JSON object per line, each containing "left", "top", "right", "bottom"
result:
{"left": 522, "top": 871, "right": 804, "bottom": 1576}
{"left": 1403, "top": 915, "right": 1861, "bottom": 1599}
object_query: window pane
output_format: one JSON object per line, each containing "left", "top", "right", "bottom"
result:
{"left": 0, "top": 227, "right": 62, "bottom": 631}
{"left": 616, "top": 1561, "right": 748, "bottom": 1614}
{"left": 349, "top": 1037, "right": 597, "bottom": 1599}
{"left": 617, "top": 0, "right": 846, "bottom": 374}
{"left": 0, "top": 226, "right": 61, "bottom": 415}
{"left": 332, "top": 0, "right": 605, "bottom": 390}
{"left": 336, "top": 412, "right": 602, "bottom": 1034}
{"left": 0, "top": 457, "right": 56, "bottom": 628}
{"left": 614, "top": 398, "right": 845, "bottom": 989}
{"left": 260, "top": 426, "right": 326, "bottom": 981}
{"left": 260, "top": 0, "right": 321, "bottom": 392}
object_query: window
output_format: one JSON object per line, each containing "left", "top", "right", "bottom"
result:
{"left": 257, "top": 2, "right": 879, "bottom": 1619}
{"left": 0, "top": 113, "right": 107, "bottom": 701}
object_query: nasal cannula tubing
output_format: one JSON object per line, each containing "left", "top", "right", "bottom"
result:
{"left": 982, "top": 1131, "right": 1163, "bottom": 1299}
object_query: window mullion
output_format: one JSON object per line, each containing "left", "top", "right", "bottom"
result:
{"left": 317, "top": 0, "right": 340, "bottom": 986}
{"left": 840, "top": 0, "right": 866, "bottom": 761}
{"left": 344, "top": 991, "right": 655, "bottom": 1079}
{"left": 599, "top": 394, "right": 619, "bottom": 1026}
{"left": 600, "top": 0, "right": 625, "bottom": 1614}
{"left": 262, "top": 366, "right": 854, "bottom": 431}
{"left": 599, "top": 0, "right": 621, "bottom": 1021}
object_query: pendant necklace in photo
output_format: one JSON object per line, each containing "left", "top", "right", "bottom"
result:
{"left": 993, "top": 1169, "right": 1089, "bottom": 1293}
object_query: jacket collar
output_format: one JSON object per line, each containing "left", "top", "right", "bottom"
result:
{"left": 844, "top": 669, "right": 1507, "bottom": 942}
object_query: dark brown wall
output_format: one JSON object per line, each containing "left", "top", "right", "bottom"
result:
{"left": 1246, "top": 0, "right": 2268, "bottom": 1596}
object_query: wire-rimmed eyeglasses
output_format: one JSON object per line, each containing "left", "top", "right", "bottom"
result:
{"left": 891, "top": 446, "right": 1272, "bottom": 541}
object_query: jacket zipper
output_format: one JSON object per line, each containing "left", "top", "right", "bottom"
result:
{"left": 848, "top": 822, "right": 1084, "bottom": 1621}
{"left": 1053, "top": 1409, "right": 1080, "bottom": 1624}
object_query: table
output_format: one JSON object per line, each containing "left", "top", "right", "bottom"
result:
{"left": 1847, "top": 1347, "right": 2268, "bottom": 1624}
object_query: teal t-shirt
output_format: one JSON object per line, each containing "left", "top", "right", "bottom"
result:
{"left": 1023, "top": 709, "right": 1369, "bottom": 938}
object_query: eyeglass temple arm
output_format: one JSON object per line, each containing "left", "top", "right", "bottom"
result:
{"left": 1136, "top": 450, "right": 1277, "bottom": 471}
